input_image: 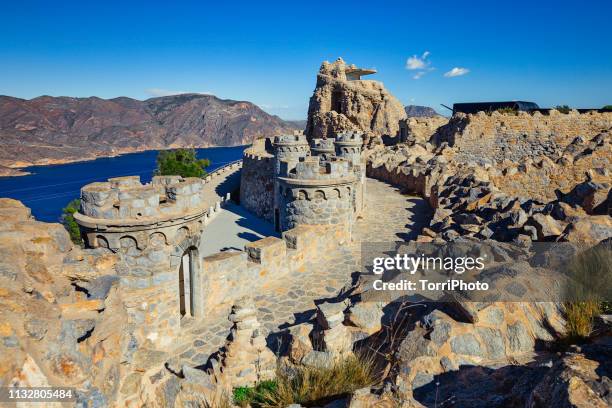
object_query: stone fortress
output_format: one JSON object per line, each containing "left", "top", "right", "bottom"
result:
{"left": 1, "top": 57, "right": 611, "bottom": 407}
{"left": 69, "top": 126, "right": 367, "bottom": 359}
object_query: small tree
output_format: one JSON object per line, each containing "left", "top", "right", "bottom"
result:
{"left": 155, "top": 148, "right": 210, "bottom": 178}
{"left": 555, "top": 105, "right": 571, "bottom": 114}
{"left": 62, "top": 199, "right": 83, "bottom": 245}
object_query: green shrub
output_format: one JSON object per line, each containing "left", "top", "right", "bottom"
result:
{"left": 155, "top": 148, "right": 210, "bottom": 178}
{"left": 233, "top": 380, "right": 277, "bottom": 407}
{"left": 603, "top": 105, "right": 612, "bottom": 110}
{"left": 555, "top": 105, "right": 571, "bottom": 114}
{"left": 62, "top": 199, "right": 83, "bottom": 245}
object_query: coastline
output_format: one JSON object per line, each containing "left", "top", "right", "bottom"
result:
{"left": 0, "top": 143, "right": 248, "bottom": 178}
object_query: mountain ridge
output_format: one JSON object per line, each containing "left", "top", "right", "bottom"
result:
{"left": 0, "top": 93, "right": 299, "bottom": 170}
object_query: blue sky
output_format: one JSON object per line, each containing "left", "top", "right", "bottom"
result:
{"left": 1, "top": 1, "right": 611, "bottom": 119}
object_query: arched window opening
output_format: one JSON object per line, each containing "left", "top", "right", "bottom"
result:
{"left": 179, "top": 247, "right": 198, "bottom": 319}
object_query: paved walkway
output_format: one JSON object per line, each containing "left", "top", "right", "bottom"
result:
{"left": 200, "top": 203, "right": 278, "bottom": 257}
{"left": 173, "top": 178, "right": 432, "bottom": 368}
{"left": 201, "top": 165, "right": 241, "bottom": 210}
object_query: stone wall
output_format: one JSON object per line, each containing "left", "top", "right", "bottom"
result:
{"left": 433, "top": 110, "right": 612, "bottom": 165}
{"left": 399, "top": 116, "right": 449, "bottom": 145}
{"left": 200, "top": 224, "right": 350, "bottom": 313}
{"left": 426, "top": 110, "right": 612, "bottom": 201}
{"left": 240, "top": 148, "right": 275, "bottom": 222}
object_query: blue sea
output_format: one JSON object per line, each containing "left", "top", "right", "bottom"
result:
{"left": 0, "top": 146, "right": 246, "bottom": 223}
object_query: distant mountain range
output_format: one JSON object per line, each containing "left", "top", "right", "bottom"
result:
{"left": 404, "top": 105, "right": 440, "bottom": 117}
{"left": 0, "top": 93, "right": 299, "bottom": 170}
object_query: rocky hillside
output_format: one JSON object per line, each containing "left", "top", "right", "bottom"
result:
{"left": 0, "top": 94, "right": 299, "bottom": 169}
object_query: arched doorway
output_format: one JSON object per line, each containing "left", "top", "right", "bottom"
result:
{"left": 178, "top": 246, "right": 199, "bottom": 319}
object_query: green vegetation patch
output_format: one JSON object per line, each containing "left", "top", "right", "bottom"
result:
{"left": 155, "top": 148, "right": 210, "bottom": 178}
{"left": 62, "top": 198, "right": 83, "bottom": 246}
{"left": 233, "top": 380, "right": 277, "bottom": 407}
{"left": 554, "top": 105, "right": 571, "bottom": 114}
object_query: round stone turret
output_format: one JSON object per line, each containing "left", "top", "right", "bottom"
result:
{"left": 275, "top": 156, "right": 356, "bottom": 231}
{"left": 334, "top": 131, "right": 363, "bottom": 165}
{"left": 273, "top": 134, "right": 310, "bottom": 173}
{"left": 74, "top": 174, "right": 221, "bottom": 349}
{"left": 310, "top": 138, "right": 336, "bottom": 159}
{"left": 76, "top": 175, "right": 209, "bottom": 250}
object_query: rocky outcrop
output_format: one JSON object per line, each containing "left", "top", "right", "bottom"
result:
{"left": 0, "top": 94, "right": 299, "bottom": 169}
{"left": 399, "top": 116, "right": 449, "bottom": 146}
{"left": 428, "top": 110, "right": 612, "bottom": 202}
{"left": 0, "top": 198, "right": 128, "bottom": 406}
{"left": 528, "top": 343, "right": 612, "bottom": 407}
{"left": 395, "top": 303, "right": 565, "bottom": 400}
{"left": 366, "top": 111, "right": 612, "bottom": 245}
{"left": 305, "top": 58, "right": 406, "bottom": 142}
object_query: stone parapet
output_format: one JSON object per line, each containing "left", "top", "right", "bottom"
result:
{"left": 432, "top": 110, "right": 612, "bottom": 164}
{"left": 200, "top": 224, "right": 350, "bottom": 312}
{"left": 311, "top": 138, "right": 336, "bottom": 157}
{"left": 240, "top": 149, "right": 276, "bottom": 222}
{"left": 279, "top": 156, "right": 355, "bottom": 183}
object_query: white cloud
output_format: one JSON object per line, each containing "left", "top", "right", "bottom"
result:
{"left": 144, "top": 88, "right": 212, "bottom": 97}
{"left": 406, "top": 51, "right": 431, "bottom": 70}
{"left": 412, "top": 71, "right": 426, "bottom": 80}
{"left": 444, "top": 67, "right": 470, "bottom": 78}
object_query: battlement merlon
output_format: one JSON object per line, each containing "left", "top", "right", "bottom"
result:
{"left": 310, "top": 138, "right": 336, "bottom": 156}
{"left": 77, "top": 175, "right": 209, "bottom": 224}
{"left": 278, "top": 156, "right": 356, "bottom": 186}
{"left": 334, "top": 131, "right": 364, "bottom": 146}
{"left": 273, "top": 134, "right": 309, "bottom": 147}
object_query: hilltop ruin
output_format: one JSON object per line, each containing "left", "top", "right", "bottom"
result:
{"left": 0, "top": 59, "right": 610, "bottom": 407}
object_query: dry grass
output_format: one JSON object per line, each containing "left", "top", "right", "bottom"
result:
{"left": 257, "top": 353, "right": 378, "bottom": 407}
{"left": 564, "top": 301, "right": 601, "bottom": 339}
{"left": 563, "top": 243, "right": 611, "bottom": 342}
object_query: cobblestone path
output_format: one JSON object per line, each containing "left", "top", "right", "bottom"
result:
{"left": 173, "top": 178, "right": 432, "bottom": 368}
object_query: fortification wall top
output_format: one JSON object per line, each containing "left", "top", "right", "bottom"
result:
{"left": 311, "top": 138, "right": 336, "bottom": 154}
{"left": 77, "top": 160, "right": 242, "bottom": 227}
{"left": 79, "top": 175, "right": 205, "bottom": 222}
{"left": 334, "top": 131, "right": 364, "bottom": 146}
{"left": 273, "top": 134, "right": 309, "bottom": 147}
{"left": 278, "top": 156, "right": 355, "bottom": 185}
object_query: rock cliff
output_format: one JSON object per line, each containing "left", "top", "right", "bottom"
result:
{"left": 305, "top": 58, "right": 406, "bottom": 142}
{"left": 0, "top": 94, "right": 299, "bottom": 169}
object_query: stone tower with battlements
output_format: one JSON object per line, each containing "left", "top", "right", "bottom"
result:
{"left": 275, "top": 155, "right": 356, "bottom": 232}
{"left": 75, "top": 173, "right": 232, "bottom": 350}
{"left": 273, "top": 134, "right": 310, "bottom": 173}
{"left": 242, "top": 132, "right": 367, "bottom": 233}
